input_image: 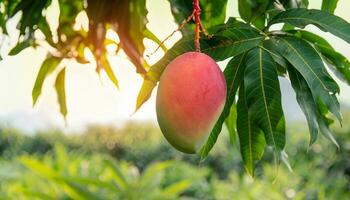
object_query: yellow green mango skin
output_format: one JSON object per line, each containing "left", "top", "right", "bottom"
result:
{"left": 156, "top": 52, "right": 226, "bottom": 154}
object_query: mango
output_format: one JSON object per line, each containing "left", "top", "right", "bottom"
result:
{"left": 156, "top": 52, "right": 226, "bottom": 153}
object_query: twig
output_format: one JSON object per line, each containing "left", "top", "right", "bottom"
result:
{"left": 148, "top": 0, "right": 203, "bottom": 56}
{"left": 147, "top": 11, "right": 195, "bottom": 57}
{"left": 200, "top": 21, "right": 212, "bottom": 38}
{"left": 193, "top": 0, "right": 201, "bottom": 52}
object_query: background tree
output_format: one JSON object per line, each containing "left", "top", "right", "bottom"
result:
{"left": 1, "top": 0, "right": 349, "bottom": 175}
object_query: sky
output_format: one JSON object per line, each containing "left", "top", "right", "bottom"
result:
{"left": 0, "top": 0, "right": 350, "bottom": 133}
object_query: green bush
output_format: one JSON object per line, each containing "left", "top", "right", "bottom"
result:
{"left": 0, "top": 120, "right": 349, "bottom": 199}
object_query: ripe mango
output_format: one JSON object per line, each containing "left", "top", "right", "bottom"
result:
{"left": 156, "top": 52, "right": 226, "bottom": 153}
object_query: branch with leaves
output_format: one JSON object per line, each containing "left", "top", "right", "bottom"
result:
{"left": 136, "top": 0, "right": 348, "bottom": 176}
{"left": 1, "top": 0, "right": 349, "bottom": 176}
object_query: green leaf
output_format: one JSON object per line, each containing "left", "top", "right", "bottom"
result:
{"left": 271, "top": 36, "right": 341, "bottom": 123}
{"left": 19, "top": 157, "right": 58, "bottom": 178}
{"left": 279, "top": 0, "right": 308, "bottom": 9}
{"left": 86, "top": 0, "right": 148, "bottom": 74}
{"left": 244, "top": 47, "right": 285, "bottom": 151}
{"left": 200, "top": 53, "right": 247, "bottom": 160}
{"left": 76, "top": 42, "right": 90, "bottom": 64}
{"left": 140, "top": 161, "right": 171, "bottom": 186}
{"left": 268, "top": 8, "right": 350, "bottom": 44}
{"left": 261, "top": 41, "right": 288, "bottom": 69}
{"left": 317, "top": 113, "right": 340, "bottom": 148}
{"left": 128, "top": 0, "right": 148, "bottom": 55}
{"left": 38, "top": 17, "right": 54, "bottom": 46}
{"left": 0, "top": 12, "right": 7, "bottom": 34}
{"left": 136, "top": 25, "right": 264, "bottom": 111}
{"left": 238, "top": 0, "right": 269, "bottom": 29}
{"left": 19, "top": 191, "right": 53, "bottom": 200}
{"left": 9, "top": 40, "right": 30, "bottom": 55}
{"left": 317, "top": 45, "right": 350, "bottom": 85}
{"left": 280, "top": 150, "right": 293, "bottom": 172}
{"left": 10, "top": 0, "right": 50, "bottom": 35}
{"left": 225, "top": 104, "right": 237, "bottom": 145}
{"left": 202, "top": 27, "right": 264, "bottom": 61}
{"left": 321, "top": 0, "right": 338, "bottom": 14}
{"left": 103, "top": 159, "right": 128, "bottom": 189}
{"left": 143, "top": 29, "right": 167, "bottom": 52}
{"left": 55, "top": 67, "right": 67, "bottom": 119}
{"left": 32, "top": 56, "right": 62, "bottom": 105}
{"left": 237, "top": 85, "right": 265, "bottom": 176}
{"left": 59, "top": 176, "right": 116, "bottom": 191}
{"left": 252, "top": 15, "right": 266, "bottom": 30}
{"left": 290, "top": 30, "right": 350, "bottom": 85}
{"left": 288, "top": 59, "right": 339, "bottom": 147}
{"left": 63, "top": 180, "right": 106, "bottom": 200}
{"left": 162, "top": 180, "right": 191, "bottom": 196}
{"left": 287, "top": 66, "right": 319, "bottom": 145}
{"left": 301, "top": 0, "right": 309, "bottom": 8}
{"left": 288, "top": 29, "right": 331, "bottom": 48}
{"left": 54, "top": 144, "right": 67, "bottom": 171}
{"left": 238, "top": 0, "right": 252, "bottom": 22}
{"left": 101, "top": 54, "right": 119, "bottom": 88}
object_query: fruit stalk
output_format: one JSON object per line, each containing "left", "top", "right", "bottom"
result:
{"left": 193, "top": 0, "right": 201, "bottom": 52}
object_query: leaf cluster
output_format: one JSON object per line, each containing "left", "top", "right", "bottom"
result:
{"left": 136, "top": 0, "right": 349, "bottom": 176}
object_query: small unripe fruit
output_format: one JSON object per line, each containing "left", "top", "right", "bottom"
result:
{"left": 156, "top": 52, "right": 226, "bottom": 153}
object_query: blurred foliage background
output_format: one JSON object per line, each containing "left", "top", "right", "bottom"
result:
{"left": 0, "top": 113, "right": 349, "bottom": 199}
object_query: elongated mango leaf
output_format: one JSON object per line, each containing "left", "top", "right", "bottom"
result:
{"left": 86, "top": 0, "right": 149, "bottom": 74}
{"left": 200, "top": 53, "right": 247, "bottom": 160}
{"left": 321, "top": 0, "right": 338, "bottom": 14}
{"left": 290, "top": 30, "right": 350, "bottom": 85}
{"left": 271, "top": 36, "right": 341, "bottom": 123}
{"left": 244, "top": 47, "right": 285, "bottom": 151}
{"left": 280, "top": 150, "right": 293, "bottom": 172}
{"left": 203, "top": 28, "right": 264, "bottom": 60}
{"left": 0, "top": 12, "right": 7, "bottom": 34}
{"left": 225, "top": 104, "right": 237, "bottom": 145}
{"left": 32, "top": 56, "right": 62, "bottom": 105}
{"left": 261, "top": 42, "right": 288, "bottom": 69}
{"left": 279, "top": 0, "right": 309, "bottom": 9}
{"left": 100, "top": 54, "right": 119, "bottom": 88}
{"left": 6, "top": 0, "right": 51, "bottom": 54}
{"left": 268, "top": 9, "right": 350, "bottom": 44}
{"left": 9, "top": 40, "right": 31, "bottom": 55}
{"left": 237, "top": 85, "right": 265, "bottom": 176}
{"left": 55, "top": 68, "right": 67, "bottom": 119}
{"left": 136, "top": 25, "right": 264, "bottom": 111}
{"left": 317, "top": 44, "right": 350, "bottom": 85}
{"left": 288, "top": 66, "right": 339, "bottom": 147}
{"left": 38, "top": 17, "right": 54, "bottom": 46}
{"left": 11, "top": 0, "right": 50, "bottom": 33}
{"left": 317, "top": 113, "right": 340, "bottom": 148}
{"left": 287, "top": 66, "right": 319, "bottom": 145}
{"left": 128, "top": 0, "right": 148, "bottom": 55}
{"left": 287, "top": 29, "right": 331, "bottom": 48}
